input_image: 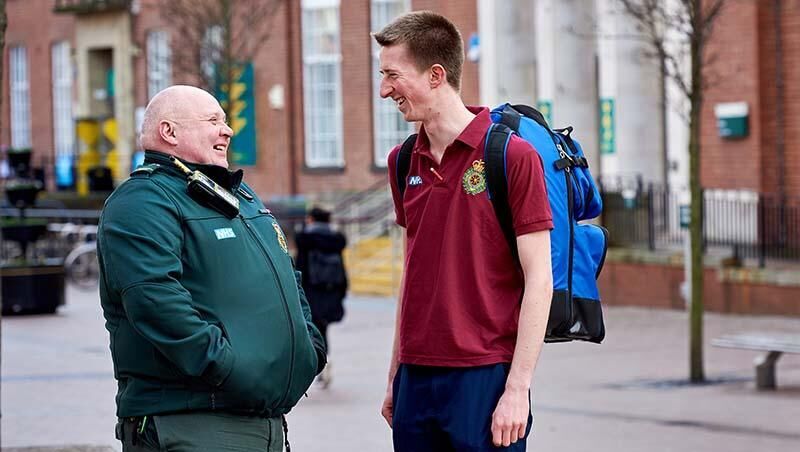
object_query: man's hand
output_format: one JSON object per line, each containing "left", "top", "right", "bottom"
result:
{"left": 381, "top": 386, "right": 394, "bottom": 428}
{"left": 490, "top": 387, "right": 529, "bottom": 447}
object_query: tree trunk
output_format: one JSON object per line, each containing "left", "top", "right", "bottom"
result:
{"left": 688, "top": 0, "right": 705, "bottom": 383}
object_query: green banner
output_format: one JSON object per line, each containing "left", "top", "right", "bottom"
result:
{"left": 599, "top": 97, "right": 615, "bottom": 155}
{"left": 536, "top": 100, "right": 552, "bottom": 126}
{"left": 217, "top": 62, "right": 257, "bottom": 166}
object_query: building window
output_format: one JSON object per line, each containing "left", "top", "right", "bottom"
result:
{"left": 10, "top": 45, "right": 32, "bottom": 149}
{"left": 52, "top": 41, "right": 75, "bottom": 187}
{"left": 301, "top": 0, "right": 344, "bottom": 168}
{"left": 147, "top": 30, "right": 172, "bottom": 100}
{"left": 201, "top": 25, "right": 223, "bottom": 87}
{"left": 371, "top": 0, "right": 413, "bottom": 168}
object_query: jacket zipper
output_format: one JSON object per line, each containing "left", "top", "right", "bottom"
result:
{"left": 240, "top": 214, "right": 296, "bottom": 408}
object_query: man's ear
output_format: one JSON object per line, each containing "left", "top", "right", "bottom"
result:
{"left": 159, "top": 120, "right": 178, "bottom": 145}
{"left": 429, "top": 64, "right": 446, "bottom": 89}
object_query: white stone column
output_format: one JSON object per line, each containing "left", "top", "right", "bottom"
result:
{"left": 479, "top": 0, "right": 537, "bottom": 108}
{"left": 596, "top": 0, "right": 665, "bottom": 188}
{"left": 535, "top": 0, "right": 599, "bottom": 170}
{"left": 665, "top": 0, "right": 690, "bottom": 192}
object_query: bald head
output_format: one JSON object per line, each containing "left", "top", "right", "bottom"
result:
{"left": 139, "top": 85, "right": 233, "bottom": 167}
{"left": 139, "top": 85, "right": 219, "bottom": 151}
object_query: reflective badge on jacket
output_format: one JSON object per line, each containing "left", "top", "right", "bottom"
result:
{"left": 214, "top": 228, "right": 236, "bottom": 240}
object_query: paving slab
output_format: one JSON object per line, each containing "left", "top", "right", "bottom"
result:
{"left": 3, "top": 285, "right": 799, "bottom": 451}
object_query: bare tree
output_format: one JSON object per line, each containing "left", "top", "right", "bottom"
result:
{"left": 617, "top": 0, "right": 725, "bottom": 383}
{"left": 160, "top": 0, "right": 283, "bottom": 120}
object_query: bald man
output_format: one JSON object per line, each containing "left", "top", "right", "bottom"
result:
{"left": 98, "top": 85, "right": 326, "bottom": 452}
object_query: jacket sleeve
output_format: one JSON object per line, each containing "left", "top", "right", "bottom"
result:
{"left": 295, "top": 268, "right": 327, "bottom": 374}
{"left": 98, "top": 179, "right": 235, "bottom": 387}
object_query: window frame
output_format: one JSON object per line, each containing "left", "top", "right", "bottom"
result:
{"left": 301, "top": 0, "right": 345, "bottom": 169}
{"left": 9, "top": 45, "right": 32, "bottom": 150}
{"left": 146, "top": 30, "right": 172, "bottom": 100}
{"left": 370, "top": 0, "right": 414, "bottom": 169}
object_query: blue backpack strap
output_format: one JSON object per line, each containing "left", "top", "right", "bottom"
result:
{"left": 395, "top": 134, "right": 418, "bottom": 197}
{"left": 484, "top": 123, "right": 518, "bottom": 262}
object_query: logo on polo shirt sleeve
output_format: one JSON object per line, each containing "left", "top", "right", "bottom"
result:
{"left": 462, "top": 159, "right": 487, "bottom": 195}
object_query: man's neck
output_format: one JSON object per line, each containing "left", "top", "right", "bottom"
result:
{"left": 422, "top": 95, "right": 476, "bottom": 164}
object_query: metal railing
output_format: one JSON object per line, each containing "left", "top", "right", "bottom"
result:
{"left": 600, "top": 183, "right": 800, "bottom": 266}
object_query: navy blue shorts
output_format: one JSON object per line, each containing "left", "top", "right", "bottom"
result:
{"left": 392, "top": 363, "right": 533, "bottom": 451}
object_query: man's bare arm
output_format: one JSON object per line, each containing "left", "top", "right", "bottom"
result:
{"left": 491, "top": 230, "right": 552, "bottom": 447}
{"left": 381, "top": 230, "right": 407, "bottom": 427}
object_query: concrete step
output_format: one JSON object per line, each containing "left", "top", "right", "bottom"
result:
{"left": 351, "top": 272, "right": 396, "bottom": 285}
{"left": 350, "top": 280, "right": 396, "bottom": 296}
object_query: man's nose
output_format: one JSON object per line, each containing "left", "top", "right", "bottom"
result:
{"left": 221, "top": 123, "right": 233, "bottom": 137}
{"left": 379, "top": 79, "right": 392, "bottom": 99}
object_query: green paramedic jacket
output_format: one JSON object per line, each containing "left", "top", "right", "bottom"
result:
{"left": 98, "top": 151, "right": 326, "bottom": 418}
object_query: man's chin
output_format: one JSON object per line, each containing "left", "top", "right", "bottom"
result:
{"left": 212, "top": 154, "right": 229, "bottom": 168}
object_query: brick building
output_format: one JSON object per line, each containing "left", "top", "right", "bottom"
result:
{"left": 701, "top": 0, "right": 800, "bottom": 197}
{"left": 3, "top": 0, "right": 799, "bottom": 201}
{"left": 1, "top": 0, "right": 478, "bottom": 200}
{"left": 3, "top": 0, "right": 800, "bottom": 315}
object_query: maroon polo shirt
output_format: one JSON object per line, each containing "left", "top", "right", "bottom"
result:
{"left": 387, "top": 106, "right": 553, "bottom": 367}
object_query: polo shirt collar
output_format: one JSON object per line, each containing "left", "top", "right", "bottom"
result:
{"left": 414, "top": 106, "right": 492, "bottom": 155}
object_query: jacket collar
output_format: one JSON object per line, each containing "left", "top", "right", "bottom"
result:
{"left": 144, "top": 150, "right": 244, "bottom": 191}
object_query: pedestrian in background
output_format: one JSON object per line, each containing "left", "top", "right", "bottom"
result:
{"left": 295, "top": 206, "right": 348, "bottom": 388}
{"left": 98, "top": 85, "right": 326, "bottom": 452}
{"left": 375, "top": 11, "right": 554, "bottom": 451}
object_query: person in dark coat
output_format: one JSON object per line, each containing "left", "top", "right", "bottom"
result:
{"left": 295, "top": 206, "right": 348, "bottom": 388}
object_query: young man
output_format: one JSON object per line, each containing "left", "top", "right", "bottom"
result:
{"left": 98, "top": 85, "right": 326, "bottom": 451}
{"left": 374, "top": 11, "right": 554, "bottom": 451}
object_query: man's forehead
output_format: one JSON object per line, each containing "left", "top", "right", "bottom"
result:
{"left": 188, "top": 95, "right": 225, "bottom": 118}
{"left": 380, "top": 45, "right": 413, "bottom": 69}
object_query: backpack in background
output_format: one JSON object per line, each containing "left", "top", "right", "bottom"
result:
{"left": 307, "top": 249, "right": 347, "bottom": 289}
{"left": 395, "top": 104, "right": 608, "bottom": 343}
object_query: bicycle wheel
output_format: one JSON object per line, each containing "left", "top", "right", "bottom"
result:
{"left": 65, "top": 243, "right": 100, "bottom": 290}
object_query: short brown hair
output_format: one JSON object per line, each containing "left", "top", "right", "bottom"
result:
{"left": 373, "top": 11, "right": 464, "bottom": 91}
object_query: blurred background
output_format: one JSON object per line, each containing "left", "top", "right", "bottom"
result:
{"left": 1, "top": 0, "right": 799, "bottom": 451}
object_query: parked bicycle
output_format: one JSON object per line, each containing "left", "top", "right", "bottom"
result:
{"left": 64, "top": 239, "right": 99, "bottom": 290}
{"left": 52, "top": 223, "right": 99, "bottom": 290}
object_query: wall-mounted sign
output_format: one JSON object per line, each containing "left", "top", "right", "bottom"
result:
{"left": 714, "top": 102, "right": 748, "bottom": 139}
{"left": 599, "top": 98, "right": 615, "bottom": 155}
{"left": 217, "top": 62, "right": 257, "bottom": 166}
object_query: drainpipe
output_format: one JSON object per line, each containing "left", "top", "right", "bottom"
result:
{"left": 773, "top": 0, "right": 786, "bottom": 242}
{"left": 286, "top": 0, "right": 298, "bottom": 195}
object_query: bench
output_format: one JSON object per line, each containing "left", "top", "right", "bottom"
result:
{"left": 712, "top": 332, "right": 800, "bottom": 390}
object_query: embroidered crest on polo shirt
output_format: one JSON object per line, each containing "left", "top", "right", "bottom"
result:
{"left": 408, "top": 175, "right": 423, "bottom": 187}
{"left": 272, "top": 221, "right": 289, "bottom": 254}
{"left": 462, "top": 159, "right": 487, "bottom": 195}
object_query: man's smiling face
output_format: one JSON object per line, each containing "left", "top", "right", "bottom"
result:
{"left": 378, "top": 43, "right": 433, "bottom": 123}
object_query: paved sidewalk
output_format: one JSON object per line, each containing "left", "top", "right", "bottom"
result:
{"left": 3, "top": 286, "right": 800, "bottom": 451}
